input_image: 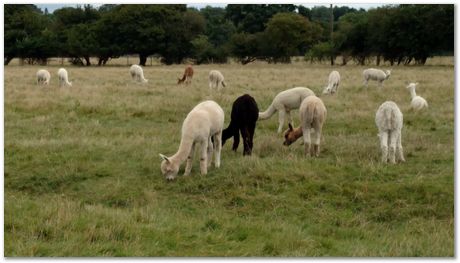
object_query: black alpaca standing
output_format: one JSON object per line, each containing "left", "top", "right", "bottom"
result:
{"left": 222, "top": 94, "right": 259, "bottom": 155}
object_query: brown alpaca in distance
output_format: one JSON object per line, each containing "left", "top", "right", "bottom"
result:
{"left": 178, "top": 65, "right": 194, "bottom": 85}
{"left": 283, "top": 95, "right": 327, "bottom": 157}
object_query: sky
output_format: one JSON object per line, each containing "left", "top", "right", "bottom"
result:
{"left": 35, "top": 3, "right": 385, "bottom": 13}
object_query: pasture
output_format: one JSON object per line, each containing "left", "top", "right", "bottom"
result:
{"left": 4, "top": 58, "right": 454, "bottom": 256}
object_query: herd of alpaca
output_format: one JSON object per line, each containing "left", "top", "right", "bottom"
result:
{"left": 32, "top": 64, "right": 427, "bottom": 178}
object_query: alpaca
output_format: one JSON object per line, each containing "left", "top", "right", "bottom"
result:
{"left": 322, "top": 70, "right": 340, "bottom": 95}
{"left": 375, "top": 101, "right": 405, "bottom": 164}
{"left": 208, "top": 70, "right": 226, "bottom": 90}
{"left": 130, "top": 64, "right": 148, "bottom": 83}
{"left": 36, "top": 69, "right": 51, "bottom": 85}
{"left": 57, "top": 68, "right": 72, "bottom": 87}
{"left": 159, "top": 100, "right": 224, "bottom": 180}
{"left": 178, "top": 65, "right": 194, "bottom": 85}
{"left": 259, "top": 87, "right": 315, "bottom": 133}
{"left": 222, "top": 94, "right": 259, "bottom": 156}
{"left": 406, "top": 82, "right": 428, "bottom": 111}
{"left": 283, "top": 95, "right": 327, "bottom": 157}
{"left": 363, "top": 68, "right": 391, "bottom": 88}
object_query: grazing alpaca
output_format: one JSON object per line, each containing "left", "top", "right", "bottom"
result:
{"left": 222, "top": 94, "right": 259, "bottom": 156}
{"left": 322, "top": 70, "right": 340, "bottom": 95}
{"left": 57, "top": 68, "right": 72, "bottom": 87}
{"left": 159, "top": 100, "right": 224, "bottom": 180}
{"left": 283, "top": 95, "right": 327, "bottom": 157}
{"left": 130, "top": 64, "right": 148, "bottom": 83}
{"left": 375, "top": 101, "right": 405, "bottom": 164}
{"left": 209, "top": 70, "right": 226, "bottom": 90}
{"left": 36, "top": 69, "right": 51, "bottom": 85}
{"left": 363, "top": 68, "right": 391, "bottom": 88}
{"left": 406, "top": 82, "right": 428, "bottom": 111}
{"left": 259, "top": 87, "right": 315, "bottom": 133}
{"left": 178, "top": 65, "right": 194, "bottom": 85}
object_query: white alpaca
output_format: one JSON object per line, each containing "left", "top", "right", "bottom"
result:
{"left": 130, "top": 64, "right": 148, "bottom": 83}
{"left": 283, "top": 95, "right": 327, "bottom": 157}
{"left": 57, "top": 68, "right": 72, "bottom": 87}
{"left": 406, "top": 82, "right": 428, "bottom": 111}
{"left": 208, "top": 70, "right": 226, "bottom": 90}
{"left": 36, "top": 69, "right": 51, "bottom": 85}
{"left": 363, "top": 68, "right": 391, "bottom": 88}
{"left": 259, "top": 87, "right": 315, "bottom": 133}
{"left": 375, "top": 101, "right": 405, "bottom": 164}
{"left": 322, "top": 70, "right": 340, "bottom": 95}
{"left": 159, "top": 100, "right": 224, "bottom": 180}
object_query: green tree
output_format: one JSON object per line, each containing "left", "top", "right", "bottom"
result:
{"left": 226, "top": 4, "right": 296, "bottom": 33}
{"left": 4, "top": 4, "right": 53, "bottom": 65}
{"left": 263, "top": 13, "right": 322, "bottom": 63}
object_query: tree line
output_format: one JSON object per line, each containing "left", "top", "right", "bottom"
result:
{"left": 4, "top": 4, "right": 453, "bottom": 66}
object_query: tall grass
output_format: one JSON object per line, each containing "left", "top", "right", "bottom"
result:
{"left": 4, "top": 59, "right": 454, "bottom": 256}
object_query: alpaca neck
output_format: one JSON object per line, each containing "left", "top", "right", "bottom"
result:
{"left": 170, "top": 136, "right": 194, "bottom": 164}
{"left": 409, "top": 87, "right": 416, "bottom": 99}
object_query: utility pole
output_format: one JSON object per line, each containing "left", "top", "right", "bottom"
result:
{"left": 330, "top": 4, "right": 334, "bottom": 66}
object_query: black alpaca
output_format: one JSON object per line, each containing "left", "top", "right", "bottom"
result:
{"left": 222, "top": 94, "right": 259, "bottom": 155}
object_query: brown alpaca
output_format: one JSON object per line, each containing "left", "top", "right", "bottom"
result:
{"left": 178, "top": 65, "right": 194, "bottom": 85}
{"left": 283, "top": 95, "right": 327, "bottom": 157}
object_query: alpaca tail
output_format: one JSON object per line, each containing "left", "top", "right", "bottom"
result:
{"left": 384, "top": 107, "right": 395, "bottom": 130}
{"left": 306, "top": 103, "right": 316, "bottom": 126}
{"left": 258, "top": 104, "right": 276, "bottom": 120}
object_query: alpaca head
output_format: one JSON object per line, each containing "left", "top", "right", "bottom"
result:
{"left": 159, "top": 154, "right": 179, "bottom": 180}
{"left": 322, "top": 86, "right": 331, "bottom": 95}
{"left": 283, "top": 123, "right": 300, "bottom": 146}
{"left": 177, "top": 78, "right": 184, "bottom": 85}
{"left": 385, "top": 70, "right": 392, "bottom": 78}
{"left": 406, "top": 82, "right": 418, "bottom": 90}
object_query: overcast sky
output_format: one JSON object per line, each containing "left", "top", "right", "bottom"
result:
{"left": 35, "top": 3, "right": 385, "bottom": 13}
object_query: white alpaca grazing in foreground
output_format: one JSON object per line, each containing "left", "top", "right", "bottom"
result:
{"left": 160, "top": 100, "right": 224, "bottom": 180}
{"left": 283, "top": 95, "right": 327, "bottom": 157}
{"left": 208, "top": 70, "right": 226, "bottom": 90}
{"left": 129, "top": 64, "right": 148, "bottom": 83}
{"left": 363, "top": 68, "right": 391, "bottom": 88}
{"left": 36, "top": 69, "right": 51, "bottom": 85}
{"left": 375, "top": 101, "right": 405, "bottom": 164}
{"left": 57, "top": 68, "right": 72, "bottom": 87}
{"left": 259, "top": 87, "right": 315, "bottom": 133}
{"left": 322, "top": 70, "right": 340, "bottom": 95}
{"left": 406, "top": 82, "right": 428, "bottom": 111}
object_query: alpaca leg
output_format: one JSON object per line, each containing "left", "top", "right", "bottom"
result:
{"left": 277, "top": 109, "right": 286, "bottom": 133}
{"left": 302, "top": 127, "right": 311, "bottom": 157}
{"left": 380, "top": 131, "right": 389, "bottom": 163}
{"left": 248, "top": 122, "right": 256, "bottom": 155}
{"left": 184, "top": 142, "right": 196, "bottom": 176}
{"left": 389, "top": 131, "right": 398, "bottom": 164}
{"left": 241, "top": 126, "right": 251, "bottom": 156}
{"left": 232, "top": 129, "right": 240, "bottom": 152}
{"left": 207, "top": 137, "right": 213, "bottom": 167}
{"left": 287, "top": 111, "right": 294, "bottom": 127}
{"left": 313, "top": 125, "right": 322, "bottom": 157}
{"left": 199, "top": 140, "right": 208, "bottom": 175}
{"left": 214, "top": 131, "right": 222, "bottom": 168}
{"left": 396, "top": 132, "right": 405, "bottom": 162}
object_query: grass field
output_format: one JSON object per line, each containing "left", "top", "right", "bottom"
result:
{"left": 4, "top": 58, "right": 454, "bottom": 256}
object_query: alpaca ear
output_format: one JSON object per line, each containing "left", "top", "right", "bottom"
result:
{"left": 159, "top": 154, "right": 170, "bottom": 163}
{"left": 288, "top": 123, "right": 293, "bottom": 131}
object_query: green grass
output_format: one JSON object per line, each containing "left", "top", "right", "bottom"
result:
{"left": 4, "top": 59, "right": 454, "bottom": 256}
